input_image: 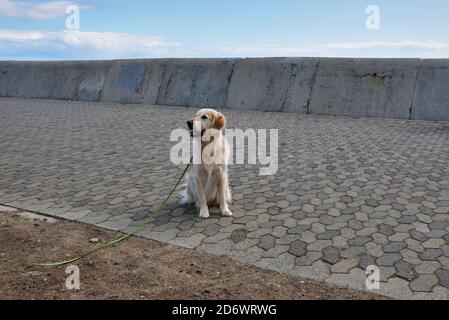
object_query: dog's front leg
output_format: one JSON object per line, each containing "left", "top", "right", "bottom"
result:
{"left": 217, "top": 172, "right": 233, "bottom": 217}
{"left": 195, "top": 175, "right": 210, "bottom": 219}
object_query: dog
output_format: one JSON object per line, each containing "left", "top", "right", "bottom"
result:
{"left": 180, "top": 108, "right": 232, "bottom": 219}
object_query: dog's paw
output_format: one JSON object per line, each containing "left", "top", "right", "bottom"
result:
{"left": 199, "top": 207, "right": 210, "bottom": 219}
{"left": 221, "top": 208, "right": 233, "bottom": 217}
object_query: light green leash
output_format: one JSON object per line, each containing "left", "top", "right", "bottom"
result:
{"left": 35, "top": 159, "right": 192, "bottom": 267}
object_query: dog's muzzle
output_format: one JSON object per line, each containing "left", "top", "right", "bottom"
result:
{"left": 187, "top": 120, "right": 205, "bottom": 137}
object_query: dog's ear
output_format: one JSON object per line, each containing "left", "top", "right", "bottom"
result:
{"left": 213, "top": 113, "right": 226, "bottom": 130}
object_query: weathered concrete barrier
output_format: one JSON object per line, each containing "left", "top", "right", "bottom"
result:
{"left": 411, "top": 59, "right": 449, "bottom": 121}
{"left": 0, "top": 58, "right": 448, "bottom": 121}
{"left": 226, "top": 57, "right": 318, "bottom": 113}
{"left": 309, "top": 58, "right": 419, "bottom": 119}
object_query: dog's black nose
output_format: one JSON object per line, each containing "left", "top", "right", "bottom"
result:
{"left": 187, "top": 120, "right": 193, "bottom": 130}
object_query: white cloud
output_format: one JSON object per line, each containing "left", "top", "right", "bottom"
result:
{"left": 0, "top": 0, "right": 94, "bottom": 20}
{"left": 1, "top": 30, "right": 448, "bottom": 60}
{"left": 321, "top": 41, "right": 449, "bottom": 50}
{"left": 217, "top": 41, "right": 449, "bottom": 57}
{"left": 0, "top": 29, "right": 182, "bottom": 59}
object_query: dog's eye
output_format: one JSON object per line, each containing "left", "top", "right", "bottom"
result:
{"left": 202, "top": 115, "right": 208, "bottom": 120}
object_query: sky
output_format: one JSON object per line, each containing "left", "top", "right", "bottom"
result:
{"left": 0, "top": 0, "right": 448, "bottom": 60}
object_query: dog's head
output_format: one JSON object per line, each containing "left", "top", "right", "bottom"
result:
{"left": 187, "top": 108, "right": 226, "bottom": 137}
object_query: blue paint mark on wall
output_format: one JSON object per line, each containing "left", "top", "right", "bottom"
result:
{"left": 117, "top": 64, "right": 145, "bottom": 92}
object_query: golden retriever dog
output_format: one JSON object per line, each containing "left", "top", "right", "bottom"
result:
{"left": 180, "top": 108, "right": 232, "bottom": 219}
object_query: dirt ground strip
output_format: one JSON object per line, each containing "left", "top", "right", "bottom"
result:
{"left": 0, "top": 210, "right": 385, "bottom": 300}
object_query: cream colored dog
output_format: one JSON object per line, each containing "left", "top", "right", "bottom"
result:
{"left": 180, "top": 108, "right": 232, "bottom": 219}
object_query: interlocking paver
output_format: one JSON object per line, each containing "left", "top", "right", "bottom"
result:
{"left": 423, "top": 238, "right": 445, "bottom": 249}
{"left": 262, "top": 245, "right": 289, "bottom": 258}
{"left": 435, "top": 270, "right": 449, "bottom": 289}
{"left": 410, "top": 275, "right": 439, "bottom": 293}
{"left": 415, "top": 261, "right": 442, "bottom": 275}
{"left": 322, "top": 246, "right": 340, "bottom": 264}
{"left": 295, "top": 251, "right": 322, "bottom": 266}
{"left": 288, "top": 240, "right": 308, "bottom": 257}
{"left": 330, "top": 258, "right": 359, "bottom": 274}
{"left": 377, "top": 253, "right": 402, "bottom": 266}
{"left": 419, "top": 249, "right": 444, "bottom": 261}
{"left": 358, "top": 255, "right": 376, "bottom": 270}
{"left": 2, "top": 97, "right": 449, "bottom": 299}
{"left": 395, "top": 260, "right": 416, "bottom": 281}
{"left": 259, "top": 235, "right": 276, "bottom": 250}
{"left": 384, "top": 242, "right": 407, "bottom": 253}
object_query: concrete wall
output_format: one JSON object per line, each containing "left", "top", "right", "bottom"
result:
{"left": 309, "top": 59, "right": 419, "bottom": 119}
{"left": 226, "top": 58, "right": 318, "bottom": 113}
{"left": 411, "top": 60, "right": 449, "bottom": 121}
{"left": 0, "top": 58, "right": 448, "bottom": 121}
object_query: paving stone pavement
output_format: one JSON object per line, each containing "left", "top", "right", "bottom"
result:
{"left": 1, "top": 97, "right": 449, "bottom": 300}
